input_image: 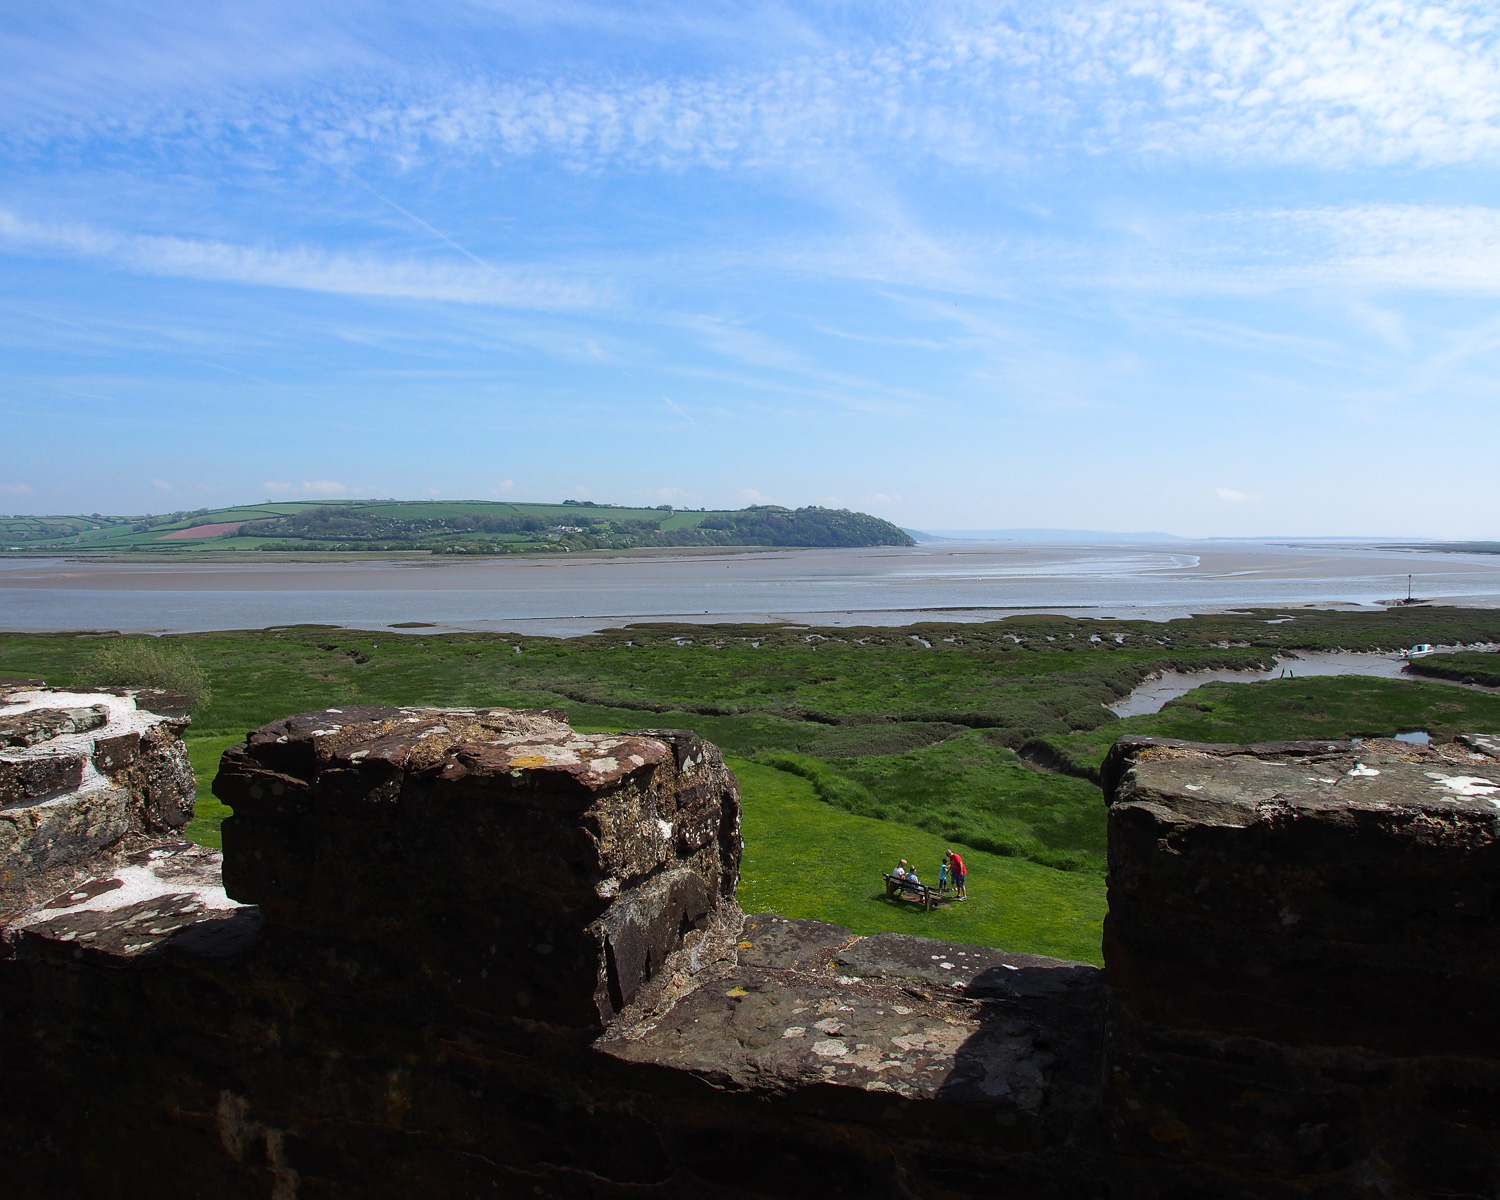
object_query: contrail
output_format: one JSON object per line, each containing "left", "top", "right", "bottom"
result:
{"left": 345, "top": 172, "right": 500, "bottom": 275}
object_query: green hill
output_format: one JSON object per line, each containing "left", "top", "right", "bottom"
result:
{"left": 0, "top": 500, "right": 913, "bottom": 556}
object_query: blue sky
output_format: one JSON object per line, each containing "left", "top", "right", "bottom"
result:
{"left": 2, "top": 1, "right": 1498, "bottom": 536}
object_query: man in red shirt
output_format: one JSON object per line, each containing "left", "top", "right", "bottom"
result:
{"left": 947, "top": 849, "right": 967, "bottom": 900}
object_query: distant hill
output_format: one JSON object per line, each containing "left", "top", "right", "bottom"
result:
{"left": 0, "top": 500, "right": 913, "bottom": 556}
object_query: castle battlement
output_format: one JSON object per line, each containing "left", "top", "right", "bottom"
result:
{"left": 2, "top": 691, "right": 1497, "bottom": 1197}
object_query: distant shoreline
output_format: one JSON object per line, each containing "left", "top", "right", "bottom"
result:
{"left": 0, "top": 542, "right": 791, "bottom": 566}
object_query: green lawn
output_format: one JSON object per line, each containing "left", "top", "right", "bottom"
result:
{"left": 182, "top": 735, "right": 240, "bottom": 849}
{"left": 731, "top": 759, "right": 1105, "bottom": 965}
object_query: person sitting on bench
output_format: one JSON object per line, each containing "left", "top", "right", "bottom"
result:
{"left": 892, "top": 859, "right": 909, "bottom": 881}
{"left": 904, "top": 866, "right": 921, "bottom": 887}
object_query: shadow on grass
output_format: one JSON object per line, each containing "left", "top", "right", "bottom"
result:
{"left": 870, "top": 895, "right": 965, "bottom": 927}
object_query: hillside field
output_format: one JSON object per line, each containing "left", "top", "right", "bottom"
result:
{"left": 0, "top": 499, "right": 912, "bottom": 556}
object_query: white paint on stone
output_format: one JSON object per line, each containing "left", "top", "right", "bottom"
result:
{"left": 1, "top": 689, "right": 175, "bottom": 798}
{"left": 1428, "top": 773, "right": 1499, "bottom": 797}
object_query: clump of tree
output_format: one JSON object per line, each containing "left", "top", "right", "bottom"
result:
{"left": 83, "top": 639, "right": 213, "bottom": 709}
{"left": 696, "top": 506, "right": 913, "bottom": 548}
{"left": 240, "top": 503, "right": 911, "bottom": 552}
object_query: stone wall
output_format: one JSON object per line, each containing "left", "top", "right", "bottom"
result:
{"left": 0, "top": 681, "right": 195, "bottom": 908}
{"left": 1101, "top": 734, "right": 1500, "bottom": 1197}
{"left": 3, "top": 694, "right": 1499, "bottom": 1197}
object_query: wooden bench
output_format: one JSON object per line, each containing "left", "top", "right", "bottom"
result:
{"left": 883, "top": 873, "right": 939, "bottom": 910}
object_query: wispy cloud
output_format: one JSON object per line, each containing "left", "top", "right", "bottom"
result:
{"left": 1264, "top": 205, "right": 1500, "bottom": 292}
{"left": 0, "top": 211, "right": 602, "bottom": 310}
{"left": 675, "top": 314, "right": 806, "bottom": 370}
{"left": 264, "top": 479, "right": 360, "bottom": 496}
{"left": 0, "top": 482, "right": 34, "bottom": 496}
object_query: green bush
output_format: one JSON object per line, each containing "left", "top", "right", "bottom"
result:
{"left": 83, "top": 639, "right": 213, "bottom": 709}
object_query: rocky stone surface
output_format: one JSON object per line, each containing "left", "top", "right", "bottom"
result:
{"left": 2, "top": 839, "right": 260, "bottom": 963}
{"left": 1460, "top": 730, "right": 1500, "bottom": 759}
{"left": 0, "top": 685, "right": 195, "bottom": 908}
{"left": 601, "top": 914, "right": 1107, "bottom": 1184}
{"left": 214, "top": 705, "right": 742, "bottom": 1029}
{"left": 1103, "top": 734, "right": 1500, "bottom": 1052}
{"left": 1102, "top": 734, "right": 1500, "bottom": 1197}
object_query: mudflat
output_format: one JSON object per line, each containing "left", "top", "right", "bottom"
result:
{"left": 3, "top": 541, "right": 1500, "bottom": 635}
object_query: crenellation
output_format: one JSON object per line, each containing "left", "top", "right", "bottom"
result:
{"left": 215, "top": 705, "right": 742, "bottom": 1032}
{"left": 3, "top": 706, "right": 1500, "bottom": 1196}
{"left": 0, "top": 686, "right": 196, "bottom": 908}
{"left": 1103, "top": 734, "right": 1500, "bottom": 1195}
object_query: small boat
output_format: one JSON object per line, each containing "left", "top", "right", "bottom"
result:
{"left": 1404, "top": 644, "right": 1434, "bottom": 659}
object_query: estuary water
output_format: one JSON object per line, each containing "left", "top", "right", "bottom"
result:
{"left": 2, "top": 540, "right": 1500, "bottom": 637}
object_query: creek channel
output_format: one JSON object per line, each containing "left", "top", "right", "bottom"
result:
{"left": 1109, "top": 651, "right": 1444, "bottom": 719}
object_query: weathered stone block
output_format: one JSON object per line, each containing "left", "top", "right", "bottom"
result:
{"left": 214, "top": 706, "right": 742, "bottom": 1028}
{"left": 1103, "top": 735, "right": 1500, "bottom": 1054}
{"left": 0, "top": 782, "right": 131, "bottom": 894}
{"left": 0, "top": 704, "right": 109, "bottom": 748}
{"left": 9, "top": 697, "right": 1500, "bottom": 1198}
{"left": 0, "top": 688, "right": 196, "bottom": 904}
{"left": 3, "top": 841, "right": 260, "bottom": 965}
{"left": 1102, "top": 735, "right": 1500, "bottom": 1196}
{"left": 599, "top": 913, "right": 1109, "bottom": 1194}
{"left": 0, "top": 752, "right": 86, "bottom": 806}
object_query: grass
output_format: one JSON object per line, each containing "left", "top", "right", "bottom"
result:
{"left": 731, "top": 760, "right": 1105, "bottom": 964}
{"left": 182, "top": 735, "right": 240, "bottom": 849}
{"left": 12, "top": 609, "right": 1500, "bottom": 962}
{"left": 1031, "top": 674, "right": 1500, "bottom": 781}
{"left": 758, "top": 732, "right": 1105, "bottom": 871}
{"left": 1407, "top": 651, "right": 1500, "bottom": 689}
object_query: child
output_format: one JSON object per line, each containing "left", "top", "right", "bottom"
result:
{"left": 938, "top": 856, "right": 950, "bottom": 893}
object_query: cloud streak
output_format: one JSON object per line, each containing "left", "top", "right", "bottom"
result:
{"left": 0, "top": 211, "right": 602, "bottom": 310}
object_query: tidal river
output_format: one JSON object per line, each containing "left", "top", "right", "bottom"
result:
{"left": 3, "top": 540, "right": 1500, "bottom": 637}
